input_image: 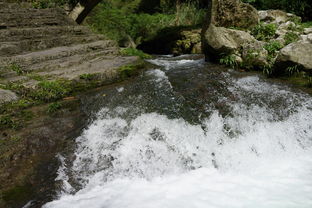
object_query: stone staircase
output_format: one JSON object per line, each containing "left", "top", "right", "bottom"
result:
{"left": 0, "top": 1, "right": 137, "bottom": 103}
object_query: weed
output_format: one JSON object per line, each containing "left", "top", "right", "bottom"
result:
{"left": 8, "top": 63, "right": 25, "bottom": 76}
{"left": 0, "top": 115, "right": 20, "bottom": 130}
{"left": 286, "top": 65, "right": 300, "bottom": 76}
{"left": 30, "top": 80, "right": 72, "bottom": 102}
{"left": 47, "top": 102, "right": 62, "bottom": 114}
{"left": 219, "top": 54, "right": 238, "bottom": 68}
{"left": 264, "top": 41, "right": 283, "bottom": 55}
{"left": 251, "top": 23, "right": 277, "bottom": 41}
{"left": 79, "top": 74, "right": 96, "bottom": 81}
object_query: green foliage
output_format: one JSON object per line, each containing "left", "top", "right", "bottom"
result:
{"left": 251, "top": 23, "right": 277, "bottom": 41}
{"left": 286, "top": 65, "right": 299, "bottom": 76}
{"left": 120, "top": 48, "right": 152, "bottom": 59}
{"left": 300, "top": 21, "right": 312, "bottom": 28}
{"left": 264, "top": 41, "right": 283, "bottom": 56}
{"left": 0, "top": 115, "right": 20, "bottom": 130}
{"left": 219, "top": 54, "right": 237, "bottom": 68}
{"left": 30, "top": 80, "right": 72, "bottom": 102}
{"left": 284, "top": 32, "right": 299, "bottom": 45}
{"left": 79, "top": 73, "right": 96, "bottom": 80}
{"left": 47, "top": 102, "right": 62, "bottom": 114}
{"left": 88, "top": 1, "right": 205, "bottom": 47}
{"left": 31, "top": 0, "right": 77, "bottom": 9}
{"left": 8, "top": 63, "right": 25, "bottom": 76}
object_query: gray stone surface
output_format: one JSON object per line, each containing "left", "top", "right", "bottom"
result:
{"left": 0, "top": 88, "right": 18, "bottom": 103}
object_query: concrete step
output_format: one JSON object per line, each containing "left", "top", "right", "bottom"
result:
{"left": 0, "top": 8, "right": 75, "bottom": 28}
{"left": 0, "top": 26, "right": 92, "bottom": 42}
{"left": 0, "top": 34, "right": 108, "bottom": 56}
{"left": 0, "top": 40, "right": 118, "bottom": 66}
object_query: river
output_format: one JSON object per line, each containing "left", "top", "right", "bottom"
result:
{"left": 43, "top": 55, "right": 312, "bottom": 208}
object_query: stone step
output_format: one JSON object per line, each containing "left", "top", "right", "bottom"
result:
{"left": 0, "top": 8, "right": 75, "bottom": 28}
{"left": 0, "top": 40, "right": 118, "bottom": 67}
{"left": 28, "top": 49, "right": 118, "bottom": 73}
{"left": 0, "top": 26, "right": 92, "bottom": 42}
{"left": 0, "top": 34, "right": 107, "bottom": 56}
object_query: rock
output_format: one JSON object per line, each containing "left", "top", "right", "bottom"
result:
{"left": 211, "top": 0, "right": 259, "bottom": 29}
{"left": 304, "top": 28, "right": 312, "bottom": 35}
{"left": 258, "top": 10, "right": 301, "bottom": 24}
{"left": 0, "top": 89, "right": 18, "bottom": 104}
{"left": 242, "top": 40, "right": 269, "bottom": 68}
{"left": 202, "top": 24, "right": 255, "bottom": 60}
{"left": 276, "top": 41, "right": 312, "bottom": 71}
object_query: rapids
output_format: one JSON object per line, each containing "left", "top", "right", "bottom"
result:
{"left": 44, "top": 55, "right": 312, "bottom": 208}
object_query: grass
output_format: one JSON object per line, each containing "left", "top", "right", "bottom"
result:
{"left": 47, "top": 102, "right": 62, "bottom": 114}
{"left": 264, "top": 41, "right": 283, "bottom": 56}
{"left": 7, "top": 63, "right": 25, "bottom": 76}
{"left": 300, "top": 21, "right": 312, "bottom": 28}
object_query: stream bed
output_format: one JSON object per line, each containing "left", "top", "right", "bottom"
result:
{"left": 44, "top": 55, "right": 312, "bottom": 208}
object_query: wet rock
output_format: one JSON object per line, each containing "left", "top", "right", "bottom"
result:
{"left": 211, "top": 0, "right": 259, "bottom": 29}
{"left": 0, "top": 89, "right": 18, "bottom": 104}
{"left": 276, "top": 41, "right": 312, "bottom": 71}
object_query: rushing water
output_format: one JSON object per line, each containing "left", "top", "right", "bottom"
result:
{"left": 44, "top": 55, "right": 312, "bottom": 208}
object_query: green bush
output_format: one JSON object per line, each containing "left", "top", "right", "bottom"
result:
{"left": 251, "top": 23, "right": 277, "bottom": 41}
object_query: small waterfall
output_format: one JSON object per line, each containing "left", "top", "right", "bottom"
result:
{"left": 44, "top": 55, "right": 312, "bottom": 208}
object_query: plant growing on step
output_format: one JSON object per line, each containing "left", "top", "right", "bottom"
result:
{"left": 47, "top": 102, "right": 62, "bottom": 114}
{"left": 120, "top": 48, "right": 152, "bottom": 59}
{"left": 251, "top": 23, "right": 277, "bottom": 41}
{"left": 8, "top": 63, "right": 25, "bottom": 76}
{"left": 262, "top": 64, "right": 274, "bottom": 76}
{"left": 79, "top": 73, "right": 96, "bottom": 81}
{"left": 30, "top": 80, "right": 72, "bottom": 102}
{"left": 219, "top": 54, "right": 237, "bottom": 68}
{"left": 284, "top": 32, "right": 299, "bottom": 45}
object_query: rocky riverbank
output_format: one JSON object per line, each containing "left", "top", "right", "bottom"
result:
{"left": 202, "top": 0, "right": 312, "bottom": 88}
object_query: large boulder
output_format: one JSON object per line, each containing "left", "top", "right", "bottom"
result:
{"left": 202, "top": 24, "right": 255, "bottom": 60}
{"left": 211, "top": 0, "right": 259, "bottom": 29}
{"left": 275, "top": 41, "right": 312, "bottom": 71}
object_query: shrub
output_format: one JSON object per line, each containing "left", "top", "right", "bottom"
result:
{"left": 251, "top": 23, "right": 277, "bottom": 41}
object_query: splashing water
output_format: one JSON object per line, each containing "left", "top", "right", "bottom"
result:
{"left": 44, "top": 56, "right": 312, "bottom": 208}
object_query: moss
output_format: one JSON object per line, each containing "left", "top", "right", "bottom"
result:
{"left": 118, "top": 61, "right": 145, "bottom": 79}
{"left": 47, "top": 102, "right": 62, "bottom": 114}
{"left": 120, "top": 48, "right": 152, "bottom": 59}
{"left": 1, "top": 184, "right": 33, "bottom": 206}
